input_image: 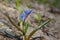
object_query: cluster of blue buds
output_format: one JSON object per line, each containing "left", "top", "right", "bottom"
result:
{"left": 19, "top": 9, "right": 32, "bottom": 21}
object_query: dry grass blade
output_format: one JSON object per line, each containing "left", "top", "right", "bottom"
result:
{"left": 3, "top": 13, "right": 24, "bottom": 34}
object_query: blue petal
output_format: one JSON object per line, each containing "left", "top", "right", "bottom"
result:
{"left": 24, "top": 9, "right": 32, "bottom": 15}
{"left": 19, "top": 13, "right": 26, "bottom": 20}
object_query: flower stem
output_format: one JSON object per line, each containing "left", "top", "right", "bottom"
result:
{"left": 23, "top": 35, "right": 28, "bottom": 40}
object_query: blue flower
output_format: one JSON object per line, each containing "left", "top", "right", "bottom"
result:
{"left": 24, "top": 9, "right": 32, "bottom": 15}
{"left": 19, "top": 13, "right": 26, "bottom": 20}
{"left": 19, "top": 9, "right": 33, "bottom": 20}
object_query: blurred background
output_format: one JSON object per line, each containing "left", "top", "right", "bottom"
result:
{"left": 0, "top": 0, "right": 60, "bottom": 40}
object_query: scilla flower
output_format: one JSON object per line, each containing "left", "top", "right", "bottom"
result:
{"left": 20, "top": 13, "right": 26, "bottom": 20}
{"left": 24, "top": 9, "right": 32, "bottom": 15}
{"left": 19, "top": 9, "right": 32, "bottom": 21}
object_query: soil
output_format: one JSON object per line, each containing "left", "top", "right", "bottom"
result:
{"left": 0, "top": 0, "right": 60, "bottom": 40}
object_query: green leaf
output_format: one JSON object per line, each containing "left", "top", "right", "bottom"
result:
{"left": 4, "top": 13, "right": 24, "bottom": 33}
{"left": 24, "top": 21, "right": 29, "bottom": 35}
{"left": 15, "top": 0, "right": 20, "bottom": 9}
{"left": 27, "top": 19, "right": 51, "bottom": 39}
{"left": 38, "top": 18, "right": 51, "bottom": 29}
{"left": 19, "top": 20, "right": 22, "bottom": 26}
{"left": 21, "top": 9, "right": 24, "bottom": 14}
{"left": 36, "top": 13, "right": 41, "bottom": 24}
{"left": 28, "top": 4, "right": 33, "bottom": 8}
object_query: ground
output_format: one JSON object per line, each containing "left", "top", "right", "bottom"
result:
{"left": 0, "top": 0, "right": 60, "bottom": 40}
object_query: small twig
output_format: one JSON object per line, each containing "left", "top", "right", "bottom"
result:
{"left": 47, "top": 32, "right": 58, "bottom": 39}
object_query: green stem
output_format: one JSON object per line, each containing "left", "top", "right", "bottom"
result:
{"left": 27, "top": 19, "right": 51, "bottom": 40}
{"left": 24, "top": 36, "right": 26, "bottom": 40}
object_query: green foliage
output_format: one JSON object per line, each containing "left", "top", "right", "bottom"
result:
{"left": 15, "top": 0, "right": 20, "bottom": 9}
{"left": 3, "top": 0, "right": 52, "bottom": 39}
{"left": 28, "top": 4, "right": 33, "bottom": 8}
{"left": 36, "top": 13, "right": 41, "bottom": 24}
{"left": 24, "top": 21, "right": 29, "bottom": 35}
{"left": 4, "top": 12, "right": 51, "bottom": 40}
{"left": 38, "top": 18, "right": 51, "bottom": 29}
{"left": 21, "top": 9, "right": 24, "bottom": 14}
{"left": 19, "top": 20, "right": 22, "bottom": 26}
{"left": 27, "top": 18, "right": 51, "bottom": 40}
